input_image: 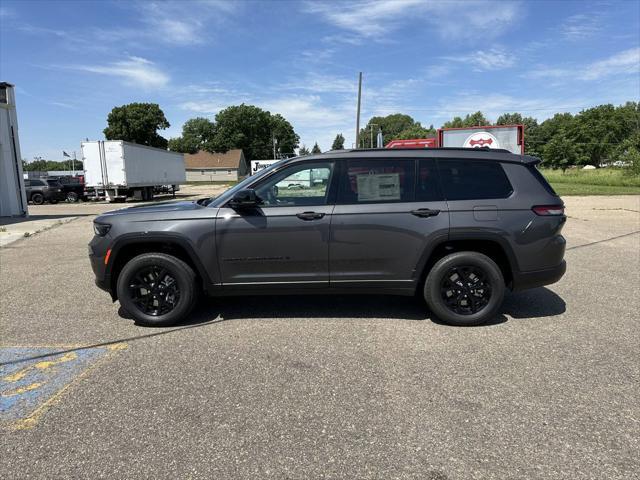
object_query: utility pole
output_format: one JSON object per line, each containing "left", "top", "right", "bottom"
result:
{"left": 72, "top": 151, "right": 76, "bottom": 174}
{"left": 355, "top": 72, "right": 362, "bottom": 149}
{"left": 273, "top": 136, "right": 277, "bottom": 159}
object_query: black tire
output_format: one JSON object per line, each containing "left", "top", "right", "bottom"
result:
{"left": 424, "top": 251, "right": 505, "bottom": 326}
{"left": 66, "top": 191, "right": 79, "bottom": 203}
{"left": 117, "top": 253, "right": 197, "bottom": 327}
{"left": 31, "top": 193, "right": 44, "bottom": 205}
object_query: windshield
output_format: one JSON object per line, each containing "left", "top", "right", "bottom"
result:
{"left": 209, "top": 158, "right": 289, "bottom": 207}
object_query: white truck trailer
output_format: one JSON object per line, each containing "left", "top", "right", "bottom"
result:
{"left": 82, "top": 140, "right": 185, "bottom": 202}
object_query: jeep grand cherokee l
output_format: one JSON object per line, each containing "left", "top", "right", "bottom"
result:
{"left": 89, "top": 148, "right": 566, "bottom": 327}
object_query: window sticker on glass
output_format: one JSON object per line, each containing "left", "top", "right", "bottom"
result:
{"left": 356, "top": 173, "right": 401, "bottom": 201}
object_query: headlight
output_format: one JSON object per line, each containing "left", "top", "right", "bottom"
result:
{"left": 93, "top": 223, "right": 111, "bottom": 236}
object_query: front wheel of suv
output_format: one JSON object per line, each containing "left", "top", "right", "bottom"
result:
{"left": 31, "top": 193, "right": 44, "bottom": 205}
{"left": 117, "top": 253, "right": 197, "bottom": 327}
{"left": 424, "top": 251, "right": 505, "bottom": 326}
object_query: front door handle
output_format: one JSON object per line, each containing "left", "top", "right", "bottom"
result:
{"left": 296, "top": 211, "right": 325, "bottom": 221}
{"left": 410, "top": 208, "right": 440, "bottom": 218}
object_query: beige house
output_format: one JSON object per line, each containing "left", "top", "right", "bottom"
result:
{"left": 184, "top": 149, "right": 248, "bottom": 182}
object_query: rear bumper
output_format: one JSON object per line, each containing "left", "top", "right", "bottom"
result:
{"left": 512, "top": 260, "right": 566, "bottom": 292}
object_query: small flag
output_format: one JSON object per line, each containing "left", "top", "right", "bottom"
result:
{"left": 63, "top": 151, "right": 70, "bottom": 157}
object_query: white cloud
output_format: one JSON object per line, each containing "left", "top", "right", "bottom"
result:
{"left": 560, "top": 13, "right": 602, "bottom": 41}
{"left": 15, "top": 0, "right": 240, "bottom": 50}
{"left": 71, "top": 57, "right": 170, "bottom": 89}
{"left": 582, "top": 47, "right": 640, "bottom": 80}
{"left": 283, "top": 73, "right": 358, "bottom": 94}
{"left": 137, "top": 0, "right": 240, "bottom": 46}
{"left": 442, "top": 48, "right": 516, "bottom": 71}
{"left": 307, "top": 0, "right": 520, "bottom": 41}
{"left": 527, "top": 47, "right": 640, "bottom": 82}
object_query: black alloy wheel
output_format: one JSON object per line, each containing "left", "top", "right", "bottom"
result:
{"left": 440, "top": 265, "right": 492, "bottom": 315}
{"left": 117, "top": 253, "right": 197, "bottom": 327}
{"left": 129, "top": 266, "right": 180, "bottom": 316}
{"left": 424, "top": 251, "right": 505, "bottom": 327}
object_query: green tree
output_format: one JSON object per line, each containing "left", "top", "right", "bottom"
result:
{"left": 543, "top": 134, "right": 577, "bottom": 172}
{"left": 360, "top": 113, "right": 432, "bottom": 147}
{"left": 311, "top": 142, "right": 321, "bottom": 154}
{"left": 271, "top": 113, "right": 300, "bottom": 157}
{"left": 23, "top": 158, "right": 84, "bottom": 171}
{"left": 496, "top": 112, "right": 540, "bottom": 155}
{"left": 570, "top": 103, "right": 639, "bottom": 167}
{"left": 395, "top": 123, "right": 436, "bottom": 140}
{"left": 443, "top": 111, "right": 490, "bottom": 128}
{"left": 210, "top": 104, "right": 298, "bottom": 160}
{"left": 612, "top": 131, "right": 640, "bottom": 175}
{"left": 104, "top": 103, "right": 170, "bottom": 148}
{"left": 168, "top": 117, "right": 215, "bottom": 154}
{"left": 332, "top": 133, "right": 345, "bottom": 150}
{"left": 298, "top": 145, "right": 310, "bottom": 156}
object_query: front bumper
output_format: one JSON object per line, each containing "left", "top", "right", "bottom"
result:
{"left": 512, "top": 260, "right": 567, "bottom": 292}
{"left": 89, "top": 235, "right": 115, "bottom": 299}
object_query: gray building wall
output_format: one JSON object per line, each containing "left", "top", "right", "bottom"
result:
{"left": 186, "top": 168, "right": 239, "bottom": 182}
{"left": 0, "top": 83, "right": 28, "bottom": 217}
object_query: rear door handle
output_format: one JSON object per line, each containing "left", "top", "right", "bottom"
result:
{"left": 296, "top": 211, "right": 325, "bottom": 220}
{"left": 410, "top": 208, "right": 440, "bottom": 218}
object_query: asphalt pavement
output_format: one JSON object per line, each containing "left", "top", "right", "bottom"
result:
{"left": 1, "top": 196, "right": 638, "bottom": 479}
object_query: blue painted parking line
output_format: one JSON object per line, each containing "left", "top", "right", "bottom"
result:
{"left": 0, "top": 345, "right": 126, "bottom": 429}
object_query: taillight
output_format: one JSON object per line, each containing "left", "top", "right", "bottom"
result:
{"left": 532, "top": 205, "right": 565, "bottom": 216}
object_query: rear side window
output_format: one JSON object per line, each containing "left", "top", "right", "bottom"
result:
{"left": 438, "top": 160, "right": 513, "bottom": 201}
{"left": 337, "top": 159, "right": 415, "bottom": 204}
{"left": 30, "top": 179, "right": 46, "bottom": 187}
{"left": 527, "top": 165, "right": 558, "bottom": 196}
{"left": 416, "top": 159, "right": 444, "bottom": 202}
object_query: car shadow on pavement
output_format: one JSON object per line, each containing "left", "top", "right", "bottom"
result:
{"left": 119, "top": 286, "right": 566, "bottom": 329}
{"left": 502, "top": 287, "right": 566, "bottom": 319}
{"left": 3, "top": 288, "right": 567, "bottom": 367}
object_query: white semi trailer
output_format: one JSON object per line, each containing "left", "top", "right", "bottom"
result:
{"left": 82, "top": 140, "right": 186, "bottom": 202}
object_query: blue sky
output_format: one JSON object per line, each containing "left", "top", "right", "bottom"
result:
{"left": 1, "top": 0, "right": 638, "bottom": 160}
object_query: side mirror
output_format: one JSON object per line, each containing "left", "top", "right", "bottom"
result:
{"left": 228, "top": 189, "right": 261, "bottom": 209}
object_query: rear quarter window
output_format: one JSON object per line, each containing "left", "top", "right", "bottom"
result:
{"left": 527, "top": 165, "right": 558, "bottom": 196}
{"left": 438, "top": 159, "right": 513, "bottom": 201}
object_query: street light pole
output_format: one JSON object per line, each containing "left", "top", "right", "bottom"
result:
{"left": 355, "top": 72, "right": 362, "bottom": 149}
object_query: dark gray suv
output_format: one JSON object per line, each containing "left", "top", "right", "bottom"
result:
{"left": 89, "top": 148, "right": 566, "bottom": 327}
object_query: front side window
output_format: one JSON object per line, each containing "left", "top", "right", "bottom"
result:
{"left": 438, "top": 160, "right": 513, "bottom": 201}
{"left": 254, "top": 162, "right": 334, "bottom": 207}
{"left": 337, "top": 159, "right": 415, "bottom": 204}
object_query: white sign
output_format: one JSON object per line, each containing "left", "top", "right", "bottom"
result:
{"left": 463, "top": 131, "right": 500, "bottom": 149}
{"left": 356, "top": 173, "right": 401, "bottom": 202}
{"left": 250, "top": 160, "right": 279, "bottom": 175}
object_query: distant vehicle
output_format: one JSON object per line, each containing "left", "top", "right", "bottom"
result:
{"left": 24, "top": 178, "right": 65, "bottom": 205}
{"left": 89, "top": 147, "right": 566, "bottom": 328}
{"left": 51, "top": 176, "right": 86, "bottom": 202}
{"left": 82, "top": 140, "right": 185, "bottom": 202}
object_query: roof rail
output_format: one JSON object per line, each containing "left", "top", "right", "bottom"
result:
{"left": 347, "top": 147, "right": 513, "bottom": 154}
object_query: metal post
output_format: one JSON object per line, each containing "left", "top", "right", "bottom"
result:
{"left": 355, "top": 72, "right": 362, "bottom": 149}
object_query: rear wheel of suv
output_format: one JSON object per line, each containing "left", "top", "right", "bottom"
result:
{"left": 31, "top": 193, "right": 44, "bottom": 205}
{"left": 66, "top": 191, "right": 79, "bottom": 202}
{"left": 424, "top": 251, "right": 505, "bottom": 326}
{"left": 117, "top": 253, "right": 197, "bottom": 327}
